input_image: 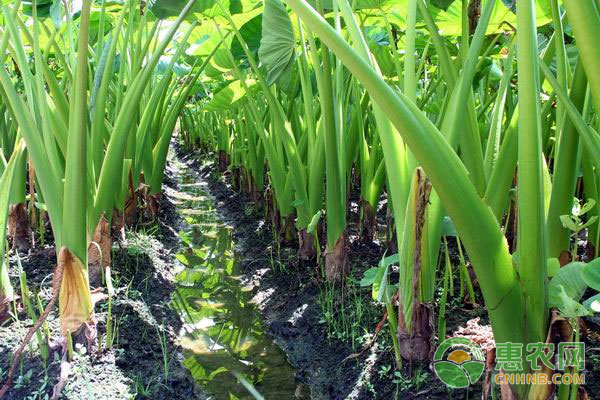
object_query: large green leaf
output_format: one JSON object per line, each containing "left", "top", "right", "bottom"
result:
{"left": 554, "top": 286, "right": 590, "bottom": 318}
{"left": 187, "top": 24, "right": 227, "bottom": 56}
{"left": 156, "top": 57, "right": 191, "bottom": 76}
{"left": 383, "top": 0, "right": 552, "bottom": 36}
{"left": 204, "top": 79, "right": 254, "bottom": 111}
{"left": 212, "top": 48, "right": 238, "bottom": 70}
{"left": 429, "top": 0, "right": 456, "bottom": 11}
{"left": 258, "top": 0, "right": 295, "bottom": 86}
{"left": 231, "top": 14, "right": 262, "bottom": 61}
{"left": 22, "top": 0, "right": 55, "bottom": 18}
{"left": 353, "top": 0, "right": 396, "bottom": 9}
{"left": 186, "top": 8, "right": 261, "bottom": 57}
{"left": 582, "top": 258, "right": 600, "bottom": 292}
{"left": 431, "top": 0, "right": 552, "bottom": 36}
{"left": 549, "top": 262, "right": 587, "bottom": 307}
{"left": 149, "top": 0, "right": 230, "bottom": 19}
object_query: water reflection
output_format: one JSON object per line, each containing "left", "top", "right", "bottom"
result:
{"left": 170, "top": 168, "right": 306, "bottom": 399}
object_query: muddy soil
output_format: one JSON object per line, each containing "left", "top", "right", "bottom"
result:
{"left": 0, "top": 167, "right": 202, "bottom": 400}
{"left": 175, "top": 144, "right": 492, "bottom": 400}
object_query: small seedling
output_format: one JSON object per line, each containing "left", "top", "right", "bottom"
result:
{"left": 560, "top": 198, "right": 598, "bottom": 260}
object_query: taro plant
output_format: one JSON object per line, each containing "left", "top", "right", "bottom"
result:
{"left": 0, "top": 140, "right": 25, "bottom": 321}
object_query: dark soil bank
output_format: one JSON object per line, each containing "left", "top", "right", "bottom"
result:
{"left": 174, "top": 145, "right": 488, "bottom": 400}
{"left": 0, "top": 167, "right": 201, "bottom": 400}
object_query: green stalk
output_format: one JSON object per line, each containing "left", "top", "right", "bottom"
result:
{"left": 0, "top": 140, "right": 24, "bottom": 305}
{"left": 314, "top": 2, "right": 346, "bottom": 253}
{"left": 483, "top": 42, "right": 515, "bottom": 180}
{"left": 549, "top": 0, "right": 568, "bottom": 141}
{"left": 404, "top": 0, "right": 418, "bottom": 103}
{"left": 484, "top": 36, "right": 557, "bottom": 221}
{"left": 53, "top": 0, "right": 95, "bottom": 339}
{"left": 63, "top": 0, "right": 92, "bottom": 261}
{"left": 563, "top": 1, "right": 600, "bottom": 111}
{"left": 540, "top": 62, "right": 600, "bottom": 169}
{"left": 515, "top": 0, "right": 547, "bottom": 343}
{"left": 546, "top": 62, "right": 586, "bottom": 259}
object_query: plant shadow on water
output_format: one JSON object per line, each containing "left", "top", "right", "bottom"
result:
{"left": 170, "top": 169, "right": 306, "bottom": 399}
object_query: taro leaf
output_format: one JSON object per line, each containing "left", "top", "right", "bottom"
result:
{"left": 426, "top": 0, "right": 553, "bottom": 37}
{"left": 379, "top": 252, "right": 399, "bottom": 268}
{"left": 259, "top": 0, "right": 295, "bottom": 86}
{"left": 582, "top": 258, "right": 600, "bottom": 292}
{"left": 554, "top": 285, "right": 591, "bottom": 318}
{"left": 547, "top": 257, "right": 560, "bottom": 277}
{"left": 212, "top": 49, "right": 237, "bottom": 71}
{"left": 156, "top": 57, "right": 191, "bottom": 76}
{"left": 372, "top": 264, "right": 388, "bottom": 302}
{"left": 231, "top": 14, "right": 262, "bottom": 61}
{"left": 365, "top": 26, "right": 389, "bottom": 47}
{"left": 307, "top": 211, "right": 322, "bottom": 234}
{"left": 204, "top": 61, "right": 226, "bottom": 79}
{"left": 549, "top": 261, "right": 587, "bottom": 308}
{"left": 22, "top": 0, "right": 54, "bottom": 18}
{"left": 89, "top": 10, "right": 114, "bottom": 43}
{"left": 352, "top": 0, "right": 395, "bottom": 10}
{"left": 280, "top": 59, "right": 300, "bottom": 95}
{"left": 149, "top": 0, "right": 230, "bottom": 19}
{"left": 229, "top": 0, "right": 243, "bottom": 14}
{"left": 149, "top": 0, "right": 190, "bottom": 18}
{"left": 205, "top": 79, "right": 253, "bottom": 111}
{"left": 367, "top": 253, "right": 400, "bottom": 302}
{"left": 360, "top": 267, "right": 380, "bottom": 287}
{"left": 429, "top": 0, "right": 456, "bottom": 11}
{"left": 186, "top": 25, "right": 221, "bottom": 57}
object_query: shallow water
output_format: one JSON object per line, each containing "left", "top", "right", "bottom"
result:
{"left": 170, "top": 163, "right": 306, "bottom": 399}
